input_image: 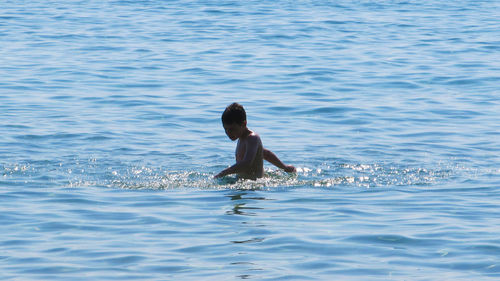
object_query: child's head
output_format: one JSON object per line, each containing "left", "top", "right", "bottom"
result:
{"left": 221, "top": 102, "right": 247, "bottom": 141}
{"left": 222, "top": 102, "right": 246, "bottom": 125}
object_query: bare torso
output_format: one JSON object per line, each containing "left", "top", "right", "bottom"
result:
{"left": 235, "top": 132, "right": 264, "bottom": 179}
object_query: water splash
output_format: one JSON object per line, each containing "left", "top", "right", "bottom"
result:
{"left": 72, "top": 163, "right": 461, "bottom": 190}
{"left": 2, "top": 159, "right": 482, "bottom": 190}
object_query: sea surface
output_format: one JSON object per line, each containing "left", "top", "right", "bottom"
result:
{"left": 1, "top": 0, "right": 500, "bottom": 280}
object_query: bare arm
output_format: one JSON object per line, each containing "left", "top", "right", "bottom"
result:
{"left": 263, "top": 148, "right": 296, "bottom": 173}
{"left": 215, "top": 135, "right": 260, "bottom": 178}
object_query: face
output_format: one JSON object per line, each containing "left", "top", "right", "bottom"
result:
{"left": 223, "top": 122, "right": 245, "bottom": 141}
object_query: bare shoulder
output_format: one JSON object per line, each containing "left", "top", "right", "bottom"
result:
{"left": 247, "top": 131, "right": 262, "bottom": 143}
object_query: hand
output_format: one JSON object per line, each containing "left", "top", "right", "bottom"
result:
{"left": 284, "top": 165, "right": 296, "bottom": 173}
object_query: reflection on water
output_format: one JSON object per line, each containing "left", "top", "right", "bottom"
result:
{"left": 226, "top": 192, "right": 267, "bottom": 216}
{"left": 224, "top": 190, "right": 268, "bottom": 279}
{"left": 231, "top": 237, "right": 265, "bottom": 244}
{"left": 226, "top": 203, "right": 261, "bottom": 216}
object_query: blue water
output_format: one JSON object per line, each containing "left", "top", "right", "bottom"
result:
{"left": 1, "top": 0, "right": 500, "bottom": 279}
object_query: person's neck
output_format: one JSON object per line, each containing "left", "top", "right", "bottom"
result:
{"left": 240, "top": 127, "right": 251, "bottom": 139}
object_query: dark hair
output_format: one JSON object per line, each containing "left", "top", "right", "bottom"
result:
{"left": 222, "top": 102, "right": 246, "bottom": 125}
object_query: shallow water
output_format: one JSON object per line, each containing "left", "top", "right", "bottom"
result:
{"left": 1, "top": 0, "right": 500, "bottom": 280}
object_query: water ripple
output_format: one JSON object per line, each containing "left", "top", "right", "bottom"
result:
{"left": 2, "top": 0, "right": 500, "bottom": 280}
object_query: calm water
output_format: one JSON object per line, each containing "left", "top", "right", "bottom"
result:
{"left": 1, "top": 0, "right": 500, "bottom": 280}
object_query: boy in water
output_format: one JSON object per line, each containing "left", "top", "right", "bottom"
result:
{"left": 215, "top": 102, "right": 296, "bottom": 180}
